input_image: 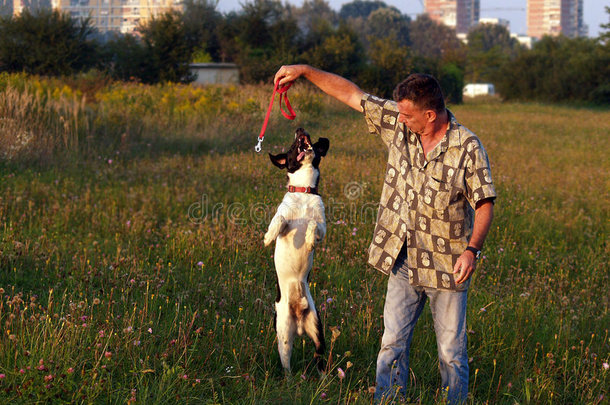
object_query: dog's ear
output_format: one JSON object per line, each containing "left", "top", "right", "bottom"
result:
{"left": 313, "top": 138, "right": 329, "bottom": 157}
{"left": 269, "top": 152, "right": 287, "bottom": 169}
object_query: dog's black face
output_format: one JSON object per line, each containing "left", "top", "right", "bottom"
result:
{"left": 268, "top": 128, "right": 329, "bottom": 173}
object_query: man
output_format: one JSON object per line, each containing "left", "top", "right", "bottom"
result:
{"left": 274, "top": 65, "right": 495, "bottom": 404}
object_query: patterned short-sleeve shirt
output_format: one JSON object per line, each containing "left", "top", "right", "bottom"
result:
{"left": 361, "top": 93, "right": 496, "bottom": 291}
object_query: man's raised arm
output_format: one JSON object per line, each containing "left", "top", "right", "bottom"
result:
{"left": 274, "top": 65, "right": 365, "bottom": 112}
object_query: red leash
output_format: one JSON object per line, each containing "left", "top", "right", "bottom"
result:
{"left": 255, "top": 81, "right": 296, "bottom": 152}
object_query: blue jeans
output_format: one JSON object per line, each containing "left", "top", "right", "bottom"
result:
{"left": 375, "top": 262, "right": 469, "bottom": 404}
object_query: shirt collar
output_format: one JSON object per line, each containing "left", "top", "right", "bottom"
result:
{"left": 446, "top": 109, "right": 461, "bottom": 148}
{"left": 425, "top": 109, "right": 459, "bottom": 162}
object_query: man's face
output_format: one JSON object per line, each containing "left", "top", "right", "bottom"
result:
{"left": 397, "top": 99, "right": 428, "bottom": 135}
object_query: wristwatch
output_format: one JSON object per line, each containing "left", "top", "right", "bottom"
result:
{"left": 465, "top": 246, "right": 481, "bottom": 259}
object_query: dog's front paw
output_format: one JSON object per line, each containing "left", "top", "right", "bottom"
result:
{"left": 305, "top": 220, "right": 317, "bottom": 251}
{"left": 264, "top": 231, "right": 274, "bottom": 247}
{"left": 265, "top": 215, "right": 287, "bottom": 246}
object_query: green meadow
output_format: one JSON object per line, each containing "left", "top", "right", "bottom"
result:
{"left": 0, "top": 74, "right": 608, "bottom": 404}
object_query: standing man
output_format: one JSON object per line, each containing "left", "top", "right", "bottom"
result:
{"left": 274, "top": 65, "right": 495, "bottom": 404}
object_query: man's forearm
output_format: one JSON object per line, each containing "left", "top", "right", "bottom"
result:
{"left": 469, "top": 199, "right": 494, "bottom": 250}
{"left": 275, "top": 65, "right": 365, "bottom": 112}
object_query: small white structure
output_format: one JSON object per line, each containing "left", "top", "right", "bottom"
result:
{"left": 479, "top": 17, "right": 510, "bottom": 30}
{"left": 190, "top": 63, "right": 239, "bottom": 85}
{"left": 463, "top": 83, "right": 495, "bottom": 98}
{"left": 511, "top": 33, "right": 535, "bottom": 49}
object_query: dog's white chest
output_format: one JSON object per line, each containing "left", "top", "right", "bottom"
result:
{"left": 275, "top": 192, "right": 325, "bottom": 223}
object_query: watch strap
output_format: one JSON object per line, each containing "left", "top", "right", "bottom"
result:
{"left": 465, "top": 246, "right": 481, "bottom": 259}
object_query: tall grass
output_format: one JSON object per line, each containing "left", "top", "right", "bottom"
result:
{"left": 0, "top": 72, "right": 331, "bottom": 161}
{"left": 0, "top": 81, "right": 86, "bottom": 162}
{"left": 0, "top": 73, "right": 608, "bottom": 403}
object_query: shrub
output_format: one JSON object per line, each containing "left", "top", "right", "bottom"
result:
{"left": 0, "top": 9, "right": 98, "bottom": 76}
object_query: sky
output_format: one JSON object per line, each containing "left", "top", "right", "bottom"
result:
{"left": 216, "top": 0, "right": 608, "bottom": 37}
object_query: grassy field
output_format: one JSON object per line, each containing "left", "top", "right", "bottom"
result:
{"left": 0, "top": 74, "right": 608, "bottom": 404}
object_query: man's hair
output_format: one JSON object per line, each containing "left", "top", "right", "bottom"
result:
{"left": 393, "top": 73, "right": 446, "bottom": 113}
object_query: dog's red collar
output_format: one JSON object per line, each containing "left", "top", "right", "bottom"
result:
{"left": 288, "top": 185, "right": 319, "bottom": 195}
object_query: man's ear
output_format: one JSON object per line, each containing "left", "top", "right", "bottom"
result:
{"left": 425, "top": 109, "right": 437, "bottom": 123}
{"left": 269, "top": 153, "right": 287, "bottom": 169}
{"left": 313, "top": 138, "right": 330, "bottom": 157}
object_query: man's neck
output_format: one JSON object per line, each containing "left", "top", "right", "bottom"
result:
{"left": 419, "top": 109, "right": 449, "bottom": 158}
{"left": 422, "top": 109, "right": 449, "bottom": 139}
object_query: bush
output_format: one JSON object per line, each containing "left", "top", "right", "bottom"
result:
{"left": 138, "top": 11, "right": 194, "bottom": 84}
{"left": 0, "top": 10, "right": 98, "bottom": 76}
{"left": 301, "top": 25, "right": 365, "bottom": 81}
{"left": 495, "top": 36, "right": 610, "bottom": 104}
{"left": 439, "top": 62, "right": 464, "bottom": 104}
{"left": 103, "top": 34, "right": 153, "bottom": 83}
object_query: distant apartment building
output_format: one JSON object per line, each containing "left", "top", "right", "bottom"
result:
{"left": 0, "top": 0, "right": 12, "bottom": 16}
{"left": 527, "top": 0, "right": 587, "bottom": 39}
{"left": 425, "top": 0, "right": 480, "bottom": 34}
{"left": 7, "top": 0, "right": 182, "bottom": 33}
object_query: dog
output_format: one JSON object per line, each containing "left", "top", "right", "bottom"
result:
{"left": 264, "top": 127, "right": 329, "bottom": 374}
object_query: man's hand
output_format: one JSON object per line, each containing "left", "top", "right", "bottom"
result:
{"left": 453, "top": 250, "right": 477, "bottom": 284}
{"left": 453, "top": 199, "right": 494, "bottom": 284}
{"left": 274, "top": 65, "right": 307, "bottom": 87}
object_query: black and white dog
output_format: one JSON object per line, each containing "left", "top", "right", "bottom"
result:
{"left": 264, "top": 128, "right": 329, "bottom": 374}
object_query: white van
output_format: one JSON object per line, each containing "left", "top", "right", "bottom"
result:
{"left": 463, "top": 83, "right": 496, "bottom": 97}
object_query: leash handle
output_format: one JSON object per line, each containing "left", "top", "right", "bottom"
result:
{"left": 255, "top": 81, "right": 295, "bottom": 153}
{"left": 276, "top": 83, "right": 296, "bottom": 120}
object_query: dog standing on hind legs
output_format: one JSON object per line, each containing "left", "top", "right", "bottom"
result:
{"left": 264, "top": 128, "right": 329, "bottom": 374}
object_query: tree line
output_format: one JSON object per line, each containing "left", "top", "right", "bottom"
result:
{"left": 0, "top": 0, "right": 608, "bottom": 104}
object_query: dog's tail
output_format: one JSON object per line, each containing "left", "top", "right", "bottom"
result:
{"left": 288, "top": 281, "right": 309, "bottom": 335}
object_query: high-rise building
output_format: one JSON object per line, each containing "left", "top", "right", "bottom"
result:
{"left": 8, "top": 0, "right": 182, "bottom": 33}
{"left": 527, "top": 0, "right": 587, "bottom": 39}
{"left": 10, "top": 0, "right": 54, "bottom": 16}
{"left": 425, "top": 0, "right": 480, "bottom": 34}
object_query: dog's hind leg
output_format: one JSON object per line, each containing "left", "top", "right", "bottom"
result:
{"left": 264, "top": 214, "right": 288, "bottom": 246}
{"left": 275, "top": 301, "right": 296, "bottom": 374}
{"left": 304, "top": 308, "right": 326, "bottom": 374}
